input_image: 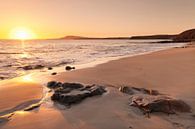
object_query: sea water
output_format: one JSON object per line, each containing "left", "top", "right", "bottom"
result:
{"left": 0, "top": 39, "right": 185, "bottom": 80}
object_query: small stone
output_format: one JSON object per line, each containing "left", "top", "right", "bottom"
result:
{"left": 51, "top": 72, "right": 57, "bottom": 75}
{"left": 0, "top": 77, "right": 5, "bottom": 80}
{"left": 34, "top": 65, "right": 44, "bottom": 69}
{"left": 65, "top": 66, "right": 75, "bottom": 71}
{"left": 23, "top": 65, "right": 33, "bottom": 70}
{"left": 48, "top": 67, "right": 53, "bottom": 70}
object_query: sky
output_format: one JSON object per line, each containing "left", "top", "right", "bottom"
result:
{"left": 0, "top": 0, "right": 195, "bottom": 39}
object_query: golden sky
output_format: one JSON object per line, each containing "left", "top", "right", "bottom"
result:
{"left": 0, "top": 0, "right": 195, "bottom": 39}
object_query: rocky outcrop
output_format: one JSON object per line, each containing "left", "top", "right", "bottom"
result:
{"left": 47, "top": 82, "right": 106, "bottom": 106}
{"left": 119, "top": 86, "right": 191, "bottom": 116}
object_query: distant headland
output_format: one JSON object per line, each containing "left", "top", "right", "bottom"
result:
{"left": 60, "top": 35, "right": 131, "bottom": 40}
{"left": 60, "top": 28, "right": 195, "bottom": 43}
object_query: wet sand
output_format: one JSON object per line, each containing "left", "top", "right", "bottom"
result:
{"left": 0, "top": 45, "right": 195, "bottom": 129}
{"left": 0, "top": 77, "right": 43, "bottom": 116}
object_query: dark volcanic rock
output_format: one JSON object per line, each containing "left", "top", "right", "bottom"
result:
{"left": 54, "top": 87, "right": 73, "bottom": 94}
{"left": 48, "top": 67, "right": 53, "bottom": 70}
{"left": 119, "top": 86, "right": 160, "bottom": 95}
{"left": 22, "top": 65, "right": 45, "bottom": 70}
{"left": 62, "top": 83, "right": 84, "bottom": 89}
{"left": 51, "top": 72, "right": 57, "bottom": 75}
{"left": 34, "top": 65, "right": 44, "bottom": 69}
{"left": 65, "top": 66, "right": 75, "bottom": 71}
{"left": 47, "top": 81, "right": 57, "bottom": 88}
{"left": 51, "top": 90, "right": 91, "bottom": 104}
{"left": 47, "top": 81, "right": 62, "bottom": 89}
{"left": 22, "top": 65, "right": 33, "bottom": 70}
{"left": 0, "top": 77, "right": 5, "bottom": 80}
{"left": 48, "top": 82, "right": 106, "bottom": 106}
{"left": 88, "top": 85, "right": 107, "bottom": 96}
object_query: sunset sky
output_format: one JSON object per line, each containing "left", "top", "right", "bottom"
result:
{"left": 0, "top": 0, "right": 195, "bottom": 39}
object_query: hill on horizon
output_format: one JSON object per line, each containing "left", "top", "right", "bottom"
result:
{"left": 60, "top": 28, "right": 195, "bottom": 42}
{"left": 173, "top": 29, "right": 195, "bottom": 42}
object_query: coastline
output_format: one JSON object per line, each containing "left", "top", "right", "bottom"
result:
{"left": 0, "top": 44, "right": 195, "bottom": 129}
{"left": 0, "top": 40, "right": 186, "bottom": 81}
{"left": 0, "top": 43, "right": 176, "bottom": 116}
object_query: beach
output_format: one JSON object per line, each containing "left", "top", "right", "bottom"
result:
{"left": 0, "top": 45, "right": 195, "bottom": 129}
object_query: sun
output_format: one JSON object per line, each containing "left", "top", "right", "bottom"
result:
{"left": 9, "top": 27, "right": 37, "bottom": 40}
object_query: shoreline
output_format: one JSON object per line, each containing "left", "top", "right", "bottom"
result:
{"left": 0, "top": 43, "right": 190, "bottom": 115}
{"left": 0, "top": 42, "right": 186, "bottom": 82}
{"left": 0, "top": 44, "right": 195, "bottom": 129}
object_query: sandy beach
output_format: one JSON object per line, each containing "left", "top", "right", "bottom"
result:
{"left": 0, "top": 78, "right": 43, "bottom": 116}
{"left": 0, "top": 45, "right": 195, "bottom": 129}
{"left": 1, "top": 0, "right": 195, "bottom": 128}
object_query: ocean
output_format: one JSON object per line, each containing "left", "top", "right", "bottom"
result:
{"left": 0, "top": 39, "right": 185, "bottom": 80}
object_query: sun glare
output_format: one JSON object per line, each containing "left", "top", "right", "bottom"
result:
{"left": 22, "top": 74, "right": 33, "bottom": 82}
{"left": 9, "top": 27, "right": 37, "bottom": 40}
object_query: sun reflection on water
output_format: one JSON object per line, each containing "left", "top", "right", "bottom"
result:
{"left": 20, "top": 52, "right": 30, "bottom": 58}
{"left": 20, "top": 40, "right": 29, "bottom": 58}
{"left": 21, "top": 74, "right": 33, "bottom": 82}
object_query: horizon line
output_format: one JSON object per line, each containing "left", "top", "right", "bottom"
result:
{"left": 0, "top": 33, "right": 178, "bottom": 41}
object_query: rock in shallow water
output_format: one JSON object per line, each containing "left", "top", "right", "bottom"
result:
{"left": 47, "top": 82, "right": 106, "bottom": 106}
